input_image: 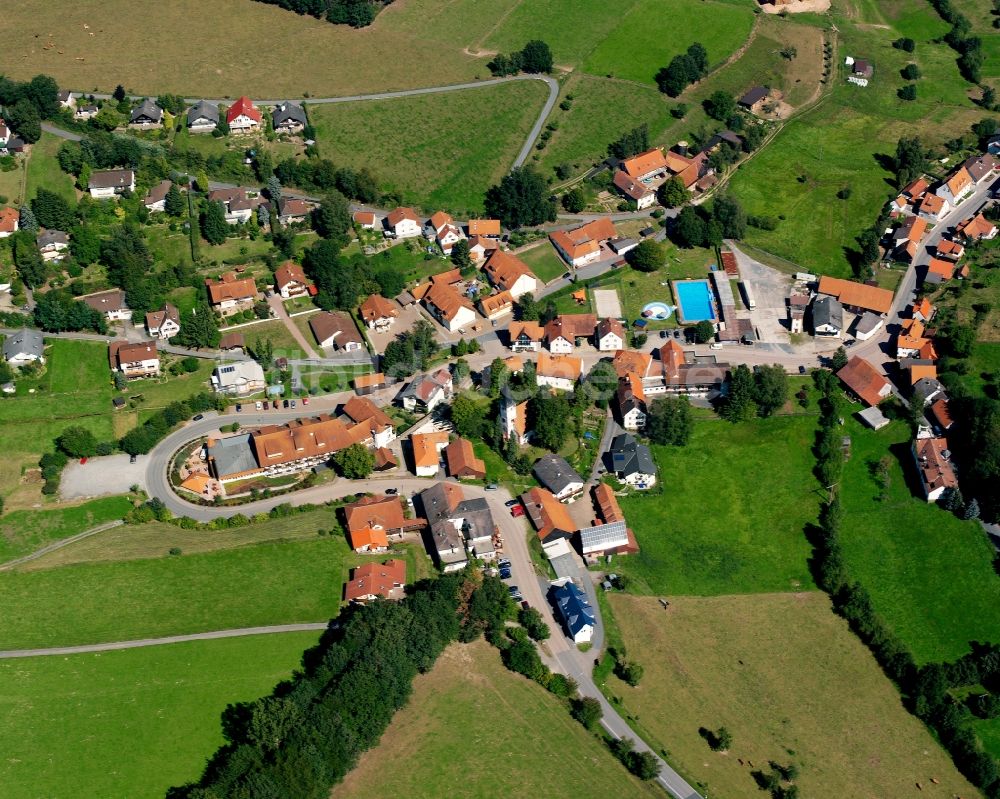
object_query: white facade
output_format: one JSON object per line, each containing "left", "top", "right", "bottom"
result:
{"left": 536, "top": 373, "right": 576, "bottom": 392}
{"left": 505, "top": 274, "right": 537, "bottom": 301}
{"left": 438, "top": 304, "right": 476, "bottom": 333}
{"left": 229, "top": 114, "right": 259, "bottom": 132}
{"left": 437, "top": 225, "right": 464, "bottom": 255}
{"left": 548, "top": 335, "right": 574, "bottom": 354}
{"left": 597, "top": 331, "right": 623, "bottom": 352}
{"left": 621, "top": 406, "right": 645, "bottom": 431}
{"left": 390, "top": 218, "right": 421, "bottom": 239}
{"left": 147, "top": 317, "right": 180, "bottom": 340}
{"left": 211, "top": 361, "right": 267, "bottom": 396}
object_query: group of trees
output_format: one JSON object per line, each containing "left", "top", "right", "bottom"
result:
{"left": 120, "top": 393, "right": 220, "bottom": 456}
{"left": 647, "top": 395, "right": 694, "bottom": 446}
{"left": 0, "top": 73, "right": 60, "bottom": 144}
{"left": 248, "top": 0, "right": 391, "bottom": 27}
{"left": 381, "top": 320, "right": 439, "bottom": 377}
{"left": 671, "top": 194, "right": 747, "bottom": 248}
{"left": 655, "top": 42, "right": 709, "bottom": 97}
{"left": 607, "top": 124, "right": 650, "bottom": 160}
{"left": 32, "top": 289, "right": 107, "bottom": 334}
{"left": 302, "top": 235, "right": 404, "bottom": 312}
{"left": 484, "top": 167, "right": 557, "bottom": 229}
{"left": 487, "top": 40, "right": 554, "bottom": 77}
{"left": 273, "top": 157, "right": 381, "bottom": 205}
{"left": 721, "top": 364, "right": 789, "bottom": 421}
{"left": 928, "top": 0, "right": 985, "bottom": 82}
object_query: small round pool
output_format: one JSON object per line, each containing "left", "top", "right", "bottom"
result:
{"left": 642, "top": 301, "right": 674, "bottom": 320}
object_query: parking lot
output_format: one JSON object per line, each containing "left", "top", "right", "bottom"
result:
{"left": 61, "top": 453, "right": 146, "bottom": 500}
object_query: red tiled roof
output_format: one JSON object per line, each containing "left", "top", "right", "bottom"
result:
{"left": 274, "top": 262, "right": 308, "bottom": 291}
{"left": 837, "top": 356, "right": 891, "bottom": 406}
{"left": 226, "top": 96, "right": 261, "bottom": 125}
{"left": 344, "top": 559, "right": 406, "bottom": 602}
{"left": 444, "top": 438, "right": 486, "bottom": 479}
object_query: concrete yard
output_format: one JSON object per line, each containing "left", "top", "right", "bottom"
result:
{"left": 593, "top": 289, "right": 623, "bottom": 320}
{"left": 60, "top": 454, "right": 147, "bottom": 500}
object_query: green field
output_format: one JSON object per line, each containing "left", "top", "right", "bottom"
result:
{"left": 226, "top": 318, "right": 306, "bottom": 360}
{"left": 0, "top": 632, "right": 317, "bottom": 799}
{"left": 837, "top": 417, "right": 1000, "bottom": 664}
{"left": 335, "top": 640, "right": 658, "bottom": 798}
{"left": 516, "top": 242, "right": 567, "bottom": 283}
{"left": 0, "top": 495, "right": 132, "bottom": 564}
{"left": 606, "top": 593, "right": 977, "bottom": 799}
{"left": 24, "top": 132, "right": 77, "bottom": 203}
{"left": 582, "top": 0, "right": 754, "bottom": 85}
{"left": 309, "top": 80, "right": 548, "bottom": 214}
{"left": 613, "top": 416, "right": 819, "bottom": 595}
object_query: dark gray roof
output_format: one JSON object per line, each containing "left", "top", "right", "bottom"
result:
{"left": 913, "top": 377, "right": 946, "bottom": 405}
{"left": 553, "top": 581, "right": 595, "bottom": 637}
{"left": 854, "top": 311, "right": 883, "bottom": 336}
{"left": 3, "top": 328, "right": 43, "bottom": 361}
{"left": 608, "top": 433, "right": 656, "bottom": 478}
{"left": 37, "top": 229, "right": 69, "bottom": 247}
{"left": 272, "top": 101, "right": 307, "bottom": 127}
{"left": 89, "top": 169, "right": 134, "bottom": 190}
{"left": 187, "top": 101, "right": 219, "bottom": 126}
{"left": 532, "top": 453, "right": 583, "bottom": 494}
{"left": 739, "top": 86, "right": 769, "bottom": 107}
{"left": 208, "top": 434, "right": 258, "bottom": 479}
{"left": 812, "top": 296, "right": 844, "bottom": 331}
{"left": 130, "top": 99, "right": 163, "bottom": 123}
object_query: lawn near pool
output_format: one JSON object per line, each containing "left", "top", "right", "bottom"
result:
{"left": 612, "top": 415, "right": 819, "bottom": 595}
{"left": 0, "top": 632, "right": 318, "bottom": 799}
{"left": 334, "top": 640, "right": 658, "bottom": 798}
{"left": 605, "top": 593, "right": 977, "bottom": 799}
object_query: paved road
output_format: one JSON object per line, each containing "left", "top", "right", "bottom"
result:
{"left": 40, "top": 122, "right": 81, "bottom": 141}
{"left": 0, "top": 623, "right": 328, "bottom": 659}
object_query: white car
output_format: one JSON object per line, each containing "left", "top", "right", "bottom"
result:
{"left": 255, "top": 401, "right": 263, "bottom": 410}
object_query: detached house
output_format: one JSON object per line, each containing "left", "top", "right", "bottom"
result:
{"left": 508, "top": 320, "right": 544, "bottom": 352}
{"left": 271, "top": 101, "right": 307, "bottom": 134}
{"left": 444, "top": 437, "right": 487, "bottom": 480}
{"left": 963, "top": 153, "right": 997, "bottom": 185}
{"left": 341, "top": 395, "right": 397, "bottom": 449}
{"left": 342, "top": 495, "right": 413, "bottom": 552}
{"left": 521, "top": 486, "right": 577, "bottom": 553}
{"left": 110, "top": 341, "right": 160, "bottom": 379}
{"left": 385, "top": 206, "right": 422, "bottom": 239}
{"left": 89, "top": 169, "right": 135, "bottom": 199}
{"left": 552, "top": 580, "right": 595, "bottom": 644}
{"left": 607, "top": 432, "right": 657, "bottom": 489}
{"left": 359, "top": 294, "right": 398, "bottom": 331}
{"left": 596, "top": 318, "right": 625, "bottom": 351}
{"left": 205, "top": 272, "right": 258, "bottom": 316}
{"left": 620, "top": 148, "right": 669, "bottom": 182}
{"left": 0, "top": 206, "right": 19, "bottom": 237}
{"left": 482, "top": 250, "right": 538, "bottom": 300}
{"left": 274, "top": 262, "right": 311, "bottom": 298}
{"left": 467, "top": 235, "right": 500, "bottom": 263}
{"left": 352, "top": 210, "right": 379, "bottom": 229}
{"left": 419, "top": 482, "right": 497, "bottom": 570}
{"left": 423, "top": 282, "right": 476, "bottom": 332}
{"left": 207, "top": 187, "right": 266, "bottom": 225}
{"left": 226, "top": 96, "right": 262, "bottom": 132}
{"left": 145, "top": 303, "right": 181, "bottom": 340}
{"left": 545, "top": 313, "right": 596, "bottom": 353}
{"left": 912, "top": 436, "right": 958, "bottom": 502}
{"left": 277, "top": 197, "right": 312, "bottom": 226}
{"left": 309, "top": 311, "right": 364, "bottom": 351}
{"left": 400, "top": 368, "right": 453, "bottom": 412}
{"left": 187, "top": 100, "right": 219, "bottom": 132}
{"left": 956, "top": 213, "right": 998, "bottom": 243}
{"left": 3, "top": 328, "right": 44, "bottom": 366}
{"left": 211, "top": 361, "right": 266, "bottom": 396}
{"left": 129, "top": 99, "right": 163, "bottom": 128}
{"left": 533, "top": 453, "right": 584, "bottom": 502}
{"left": 550, "top": 217, "right": 617, "bottom": 268}
{"left": 935, "top": 167, "right": 974, "bottom": 207}
{"left": 37, "top": 230, "right": 69, "bottom": 262}
{"left": 837, "top": 356, "right": 891, "bottom": 406}
{"left": 811, "top": 296, "right": 844, "bottom": 338}
{"left": 536, "top": 352, "right": 583, "bottom": 392}
{"left": 82, "top": 289, "right": 132, "bottom": 321}
{"left": 613, "top": 170, "right": 656, "bottom": 210}
{"left": 478, "top": 290, "right": 514, "bottom": 321}
{"left": 467, "top": 219, "right": 502, "bottom": 238}
{"left": 144, "top": 180, "right": 173, "bottom": 213}
{"left": 344, "top": 560, "right": 407, "bottom": 603}
{"left": 411, "top": 431, "right": 449, "bottom": 477}
{"left": 75, "top": 104, "right": 99, "bottom": 121}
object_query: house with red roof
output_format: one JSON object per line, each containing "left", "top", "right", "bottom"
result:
{"left": 549, "top": 218, "right": 617, "bottom": 267}
{"left": 344, "top": 560, "right": 407, "bottom": 603}
{"left": 0, "top": 207, "right": 19, "bottom": 238}
{"left": 274, "top": 262, "right": 311, "bottom": 299}
{"left": 226, "top": 96, "right": 262, "bottom": 132}
{"left": 836, "top": 356, "right": 891, "bottom": 406}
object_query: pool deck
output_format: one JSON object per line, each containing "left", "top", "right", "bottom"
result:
{"left": 672, "top": 278, "right": 718, "bottom": 325}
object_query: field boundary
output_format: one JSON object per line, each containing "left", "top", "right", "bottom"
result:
{"left": 0, "top": 519, "right": 125, "bottom": 572}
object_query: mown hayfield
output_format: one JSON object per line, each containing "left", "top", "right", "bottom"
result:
{"left": 309, "top": 80, "right": 549, "bottom": 214}
{"left": 0, "top": 495, "right": 133, "bottom": 564}
{"left": 0, "top": 632, "right": 317, "bottom": 799}
{"left": 516, "top": 242, "right": 567, "bottom": 283}
{"left": 614, "top": 416, "right": 818, "bottom": 595}
{"left": 24, "top": 132, "right": 77, "bottom": 203}
{"left": 606, "top": 593, "right": 978, "bottom": 799}
{"left": 333, "top": 640, "right": 659, "bottom": 798}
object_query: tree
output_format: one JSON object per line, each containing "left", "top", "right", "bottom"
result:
{"left": 628, "top": 751, "right": 661, "bottom": 781}
{"left": 530, "top": 393, "right": 573, "bottom": 450}
{"left": 687, "top": 42, "right": 708, "bottom": 75}
{"left": 113, "top": 84, "right": 127, "bottom": 102}
{"left": 582, "top": 360, "right": 619, "bottom": 408}
{"left": 942, "top": 486, "right": 965, "bottom": 513}
{"left": 520, "top": 40, "right": 554, "bottom": 73}
{"left": 616, "top": 660, "right": 644, "bottom": 686}
{"left": 312, "top": 191, "right": 351, "bottom": 242}
{"left": 484, "top": 167, "right": 557, "bottom": 229}
{"left": 704, "top": 90, "right": 737, "bottom": 122}
{"left": 6, "top": 99, "right": 41, "bottom": 143}
{"left": 31, "top": 188, "right": 75, "bottom": 231}
{"left": 333, "top": 443, "right": 375, "bottom": 479}
{"left": 714, "top": 727, "right": 733, "bottom": 751}
{"left": 626, "top": 238, "right": 666, "bottom": 272}
{"left": 673, "top": 205, "right": 706, "bottom": 248}
{"left": 265, "top": 175, "right": 282, "bottom": 202}
{"left": 901, "top": 63, "right": 922, "bottom": 80}
{"left": 450, "top": 239, "right": 472, "bottom": 270}
{"left": 13, "top": 231, "right": 46, "bottom": 288}
{"left": 450, "top": 394, "right": 487, "bottom": 438}
{"left": 18, "top": 205, "right": 37, "bottom": 232}
{"left": 752, "top": 364, "right": 788, "bottom": 417}
{"left": 893, "top": 137, "right": 926, "bottom": 188}
{"left": 487, "top": 357, "right": 509, "bottom": 399}
{"left": 712, "top": 194, "right": 747, "bottom": 239}
{"left": 571, "top": 696, "right": 603, "bottom": 730}
{"left": 517, "top": 606, "right": 550, "bottom": 640}
{"left": 561, "top": 187, "right": 587, "bottom": 213}
{"left": 257, "top": 203, "right": 270, "bottom": 228}
{"left": 607, "top": 125, "right": 650, "bottom": 160}
{"left": 175, "top": 299, "right": 220, "bottom": 349}
{"left": 964, "top": 498, "right": 981, "bottom": 520}
{"left": 164, "top": 183, "right": 185, "bottom": 216}
{"left": 982, "top": 86, "right": 997, "bottom": 110}
{"left": 893, "top": 37, "right": 916, "bottom": 52}
{"left": 201, "top": 200, "right": 229, "bottom": 245}
{"left": 658, "top": 176, "right": 688, "bottom": 208}
{"left": 647, "top": 396, "right": 693, "bottom": 446}
{"left": 249, "top": 336, "right": 274, "bottom": 369}
{"left": 693, "top": 319, "right": 715, "bottom": 343}
{"left": 90, "top": 104, "right": 125, "bottom": 132}
{"left": 57, "top": 426, "right": 99, "bottom": 458}
{"left": 898, "top": 84, "right": 918, "bottom": 101}
{"left": 831, "top": 346, "right": 849, "bottom": 371}
{"left": 721, "top": 364, "right": 757, "bottom": 421}
{"left": 70, "top": 225, "right": 100, "bottom": 265}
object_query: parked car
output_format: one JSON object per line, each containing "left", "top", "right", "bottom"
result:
{"left": 799, "top": 365, "right": 807, "bottom": 375}
{"left": 283, "top": 399, "right": 289, "bottom": 408}
{"left": 499, "top": 571, "right": 512, "bottom": 581}
{"left": 485, "top": 483, "right": 499, "bottom": 491}
{"left": 659, "top": 330, "right": 668, "bottom": 339}
{"left": 290, "top": 399, "right": 296, "bottom": 408}
{"left": 255, "top": 401, "right": 263, "bottom": 411}
{"left": 507, "top": 585, "right": 520, "bottom": 595}
{"left": 272, "top": 400, "right": 280, "bottom": 409}
{"left": 510, "top": 505, "right": 525, "bottom": 518}
{"left": 385, "top": 488, "right": 398, "bottom": 495}
{"left": 79, "top": 457, "right": 87, "bottom": 465}
{"left": 192, "top": 414, "right": 204, "bottom": 422}
{"left": 302, "top": 396, "right": 309, "bottom": 405}
{"left": 504, "top": 499, "right": 519, "bottom": 508}
{"left": 235, "top": 404, "right": 242, "bottom": 412}
{"left": 521, "top": 600, "right": 530, "bottom": 611}
{"left": 498, "top": 558, "right": 511, "bottom": 567}
{"left": 129, "top": 454, "right": 137, "bottom": 464}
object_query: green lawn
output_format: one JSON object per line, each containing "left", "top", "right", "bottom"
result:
{"left": 0, "top": 495, "right": 133, "bottom": 564}
{"left": 613, "top": 415, "right": 819, "bottom": 595}
{"left": 0, "top": 632, "right": 317, "bottom": 799}
{"left": 367, "top": 240, "right": 452, "bottom": 284}
{"left": 309, "top": 80, "right": 549, "bottom": 215}
{"left": 516, "top": 242, "right": 567, "bottom": 284}
{"left": 24, "top": 132, "right": 76, "bottom": 203}
{"left": 0, "top": 158, "right": 27, "bottom": 205}
{"left": 225, "top": 318, "right": 306, "bottom": 360}
{"left": 837, "top": 416, "right": 1000, "bottom": 664}
{"left": 582, "top": 0, "right": 754, "bottom": 85}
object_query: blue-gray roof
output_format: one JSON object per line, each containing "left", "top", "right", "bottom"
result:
{"left": 187, "top": 100, "right": 219, "bottom": 126}
{"left": 609, "top": 433, "right": 656, "bottom": 478}
{"left": 3, "top": 328, "right": 43, "bottom": 361}
{"left": 208, "top": 434, "right": 257, "bottom": 478}
{"left": 553, "top": 581, "right": 595, "bottom": 636}
{"left": 532, "top": 453, "right": 583, "bottom": 494}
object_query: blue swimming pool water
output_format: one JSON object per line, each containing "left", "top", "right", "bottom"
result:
{"left": 675, "top": 280, "right": 715, "bottom": 322}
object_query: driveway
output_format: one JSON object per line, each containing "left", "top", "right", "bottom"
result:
{"left": 367, "top": 304, "right": 424, "bottom": 354}
{"left": 61, "top": 453, "right": 145, "bottom": 500}
{"left": 267, "top": 294, "right": 320, "bottom": 358}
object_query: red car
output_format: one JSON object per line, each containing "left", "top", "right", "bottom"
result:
{"left": 510, "top": 504, "right": 525, "bottom": 518}
{"left": 302, "top": 396, "right": 309, "bottom": 406}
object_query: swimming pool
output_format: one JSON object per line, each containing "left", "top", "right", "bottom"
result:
{"left": 673, "top": 280, "right": 716, "bottom": 323}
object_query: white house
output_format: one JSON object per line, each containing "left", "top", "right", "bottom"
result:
{"left": 0, "top": 207, "right": 19, "bottom": 238}
{"left": 145, "top": 303, "right": 181, "bottom": 340}
{"left": 935, "top": 167, "right": 974, "bottom": 207}
{"left": 143, "top": 180, "right": 172, "bottom": 213}
{"left": 913, "top": 436, "right": 958, "bottom": 502}
{"left": 533, "top": 454, "right": 585, "bottom": 502}
{"left": 423, "top": 282, "right": 476, "bottom": 332}
{"left": 616, "top": 383, "right": 647, "bottom": 431}
{"left": 811, "top": 296, "right": 844, "bottom": 338}
{"left": 88, "top": 169, "right": 135, "bottom": 199}
{"left": 111, "top": 341, "right": 160, "bottom": 379}
{"left": 411, "top": 432, "right": 449, "bottom": 477}
{"left": 508, "top": 321, "right": 543, "bottom": 352}
{"left": 536, "top": 353, "right": 582, "bottom": 393}
{"left": 385, "top": 207, "right": 422, "bottom": 239}
{"left": 211, "top": 361, "right": 267, "bottom": 396}
{"left": 436, "top": 223, "right": 464, "bottom": 256}
{"left": 271, "top": 101, "right": 307, "bottom": 134}
{"left": 226, "top": 96, "right": 262, "bottom": 132}
{"left": 482, "top": 250, "right": 538, "bottom": 301}
{"left": 205, "top": 273, "right": 258, "bottom": 316}
{"left": 129, "top": 99, "right": 163, "bottom": 128}
{"left": 552, "top": 580, "right": 595, "bottom": 644}
{"left": 607, "top": 433, "right": 657, "bottom": 489}
{"left": 309, "top": 311, "right": 364, "bottom": 352}
{"left": 2, "top": 328, "right": 44, "bottom": 366}
{"left": 853, "top": 311, "right": 884, "bottom": 341}
{"left": 274, "top": 262, "right": 311, "bottom": 299}
{"left": 596, "top": 318, "right": 625, "bottom": 352}
{"left": 187, "top": 101, "right": 219, "bottom": 132}
{"left": 400, "top": 369, "right": 453, "bottom": 413}
{"left": 81, "top": 289, "right": 133, "bottom": 322}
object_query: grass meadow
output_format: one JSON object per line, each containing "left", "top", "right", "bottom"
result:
{"left": 605, "top": 593, "right": 977, "bottom": 799}
{"left": 613, "top": 415, "right": 819, "bottom": 595}
{"left": 334, "top": 640, "right": 659, "bottom": 798}
{"left": 309, "top": 80, "right": 548, "bottom": 214}
{"left": 24, "top": 132, "right": 77, "bottom": 203}
{"left": 516, "top": 242, "right": 567, "bottom": 284}
{"left": 0, "top": 632, "right": 317, "bottom": 799}
{"left": 0, "top": 495, "right": 133, "bottom": 564}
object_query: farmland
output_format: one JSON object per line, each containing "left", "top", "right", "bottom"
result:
{"left": 334, "top": 640, "right": 658, "bottom": 798}
{"left": 604, "top": 593, "right": 977, "bottom": 799}
{"left": 309, "top": 80, "right": 548, "bottom": 214}
{"left": 0, "top": 495, "right": 132, "bottom": 564}
{"left": 0, "top": 632, "right": 317, "bottom": 799}
{"left": 613, "top": 415, "right": 818, "bottom": 595}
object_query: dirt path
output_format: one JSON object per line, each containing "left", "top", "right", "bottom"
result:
{"left": 267, "top": 294, "right": 320, "bottom": 359}
{"left": 0, "top": 519, "right": 124, "bottom": 572}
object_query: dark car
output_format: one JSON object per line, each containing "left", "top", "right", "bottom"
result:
{"left": 235, "top": 404, "right": 242, "bottom": 412}
{"left": 659, "top": 330, "right": 668, "bottom": 339}
{"left": 504, "top": 499, "right": 519, "bottom": 507}
{"left": 192, "top": 414, "right": 204, "bottom": 422}
{"left": 283, "top": 399, "right": 290, "bottom": 408}
{"left": 129, "top": 454, "right": 137, "bottom": 464}
{"left": 507, "top": 585, "right": 520, "bottom": 595}
{"left": 272, "top": 400, "right": 279, "bottom": 409}
{"left": 799, "top": 365, "right": 807, "bottom": 375}
{"left": 385, "top": 488, "right": 398, "bottom": 495}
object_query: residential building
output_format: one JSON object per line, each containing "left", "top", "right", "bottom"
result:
{"left": 508, "top": 320, "right": 543, "bottom": 352}
{"left": 467, "top": 219, "right": 502, "bottom": 238}
{"left": 478, "top": 290, "right": 514, "bottom": 321}
{"left": 353, "top": 371, "right": 386, "bottom": 396}
{"left": 521, "top": 486, "right": 577, "bottom": 552}
{"left": 436, "top": 223, "right": 464, "bottom": 256}
{"left": 249, "top": 414, "right": 374, "bottom": 476}
{"left": 929, "top": 397, "right": 954, "bottom": 431}
{"left": 359, "top": 294, "right": 398, "bottom": 331}
{"left": 211, "top": 361, "right": 266, "bottom": 396}
{"left": 963, "top": 153, "right": 997, "bottom": 184}
{"left": 482, "top": 250, "right": 538, "bottom": 300}
{"left": 0, "top": 206, "right": 19, "bottom": 237}
{"left": 917, "top": 192, "right": 948, "bottom": 221}
{"left": 110, "top": 340, "right": 160, "bottom": 379}
{"left": 738, "top": 86, "right": 770, "bottom": 114}
{"left": 129, "top": 99, "right": 163, "bottom": 127}
{"left": 444, "top": 437, "right": 486, "bottom": 480}
{"left": 57, "top": 90, "right": 76, "bottom": 110}
{"left": 81, "top": 289, "right": 132, "bottom": 321}
{"left": 911, "top": 297, "right": 935, "bottom": 323}
{"left": 612, "top": 170, "right": 656, "bottom": 209}
{"left": 385, "top": 206, "right": 422, "bottom": 239}
{"left": 500, "top": 391, "right": 530, "bottom": 445}
{"left": 956, "top": 213, "right": 998, "bottom": 243}
{"left": 277, "top": 197, "right": 312, "bottom": 226}
{"left": 582, "top": 483, "right": 639, "bottom": 559}
{"left": 144, "top": 180, "right": 173, "bottom": 213}
{"left": 596, "top": 318, "right": 625, "bottom": 351}
{"left": 552, "top": 580, "right": 595, "bottom": 644}
{"left": 533, "top": 453, "right": 584, "bottom": 502}
{"left": 536, "top": 352, "right": 583, "bottom": 392}
{"left": 936, "top": 239, "right": 965, "bottom": 261}
{"left": 912, "top": 436, "right": 958, "bottom": 502}
{"left": 342, "top": 495, "right": 415, "bottom": 552}
{"left": 75, "top": 104, "right": 99, "bottom": 121}
{"left": 913, "top": 377, "right": 946, "bottom": 407}
{"left": 207, "top": 186, "right": 266, "bottom": 224}
{"left": 206, "top": 272, "right": 258, "bottom": 315}
{"left": 88, "top": 169, "right": 135, "bottom": 199}
{"left": 423, "top": 281, "right": 476, "bottom": 332}
{"left": 219, "top": 332, "right": 246, "bottom": 353}
{"left": 550, "top": 218, "right": 617, "bottom": 267}
{"left": 187, "top": 100, "right": 219, "bottom": 132}
{"left": 853, "top": 311, "right": 884, "bottom": 341}
{"left": 811, "top": 296, "right": 844, "bottom": 338}
{"left": 274, "top": 262, "right": 311, "bottom": 298}
{"left": 609, "top": 237, "right": 638, "bottom": 256}
{"left": 606, "top": 432, "right": 657, "bottom": 489}
{"left": 893, "top": 215, "right": 928, "bottom": 261}
{"left": 836, "top": 356, "right": 891, "bottom": 406}
{"left": 545, "top": 313, "right": 596, "bottom": 353}
{"left": 205, "top": 434, "right": 263, "bottom": 483}
{"left": 341, "top": 395, "right": 396, "bottom": 449}
{"left": 344, "top": 560, "right": 406, "bottom": 603}
{"left": 2, "top": 328, "right": 44, "bottom": 366}
{"left": 853, "top": 59, "right": 874, "bottom": 79}
{"left": 903, "top": 358, "right": 937, "bottom": 386}
{"left": 226, "top": 96, "right": 262, "bottom": 132}
{"left": 658, "top": 340, "right": 730, "bottom": 396}
{"left": 468, "top": 235, "right": 500, "bottom": 263}
{"left": 925, "top": 257, "right": 956, "bottom": 284}
{"left": 615, "top": 375, "right": 647, "bottom": 431}
{"left": 788, "top": 293, "right": 809, "bottom": 334}
{"left": 816, "top": 276, "right": 893, "bottom": 315}
{"left": 309, "top": 311, "right": 364, "bottom": 351}
{"left": 37, "top": 229, "right": 69, "bottom": 262}
{"left": 935, "top": 167, "right": 974, "bottom": 206}
{"left": 145, "top": 303, "right": 181, "bottom": 340}
{"left": 419, "top": 482, "right": 496, "bottom": 570}
{"left": 620, "top": 148, "right": 669, "bottom": 181}
{"left": 411, "top": 430, "right": 449, "bottom": 477}
{"left": 353, "top": 210, "right": 378, "bottom": 229}
{"left": 400, "top": 368, "right": 453, "bottom": 412}
{"left": 896, "top": 318, "right": 929, "bottom": 358}
{"left": 271, "top": 101, "right": 307, "bottom": 134}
